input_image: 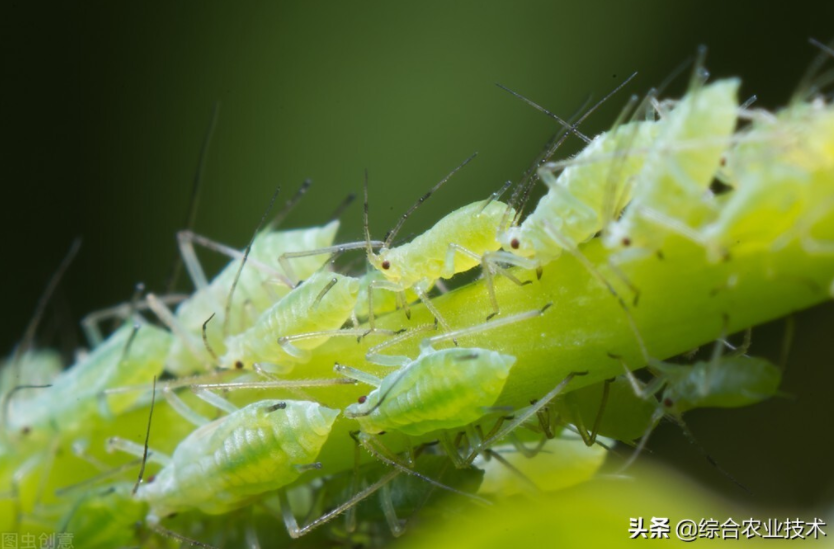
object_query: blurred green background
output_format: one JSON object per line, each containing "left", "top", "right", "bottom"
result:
{"left": 3, "top": 0, "right": 834, "bottom": 523}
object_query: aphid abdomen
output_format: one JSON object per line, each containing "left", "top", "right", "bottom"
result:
{"left": 221, "top": 271, "right": 360, "bottom": 369}
{"left": 138, "top": 400, "right": 339, "bottom": 518}
{"left": 348, "top": 348, "right": 515, "bottom": 437}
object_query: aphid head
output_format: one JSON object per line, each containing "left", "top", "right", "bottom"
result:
{"left": 369, "top": 248, "right": 403, "bottom": 281}
{"left": 498, "top": 227, "right": 535, "bottom": 258}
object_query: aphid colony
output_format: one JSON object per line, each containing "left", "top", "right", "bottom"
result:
{"left": 2, "top": 44, "right": 834, "bottom": 548}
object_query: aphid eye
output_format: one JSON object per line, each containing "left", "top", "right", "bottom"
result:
{"left": 147, "top": 474, "right": 156, "bottom": 484}
{"left": 621, "top": 237, "right": 632, "bottom": 247}
{"left": 663, "top": 398, "right": 674, "bottom": 407}
{"left": 510, "top": 238, "right": 520, "bottom": 250}
{"left": 21, "top": 426, "right": 31, "bottom": 436}
{"left": 358, "top": 395, "right": 367, "bottom": 404}
{"left": 234, "top": 361, "right": 244, "bottom": 369}
{"left": 381, "top": 260, "right": 391, "bottom": 270}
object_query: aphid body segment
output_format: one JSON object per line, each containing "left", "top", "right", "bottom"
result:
{"left": 136, "top": 399, "right": 339, "bottom": 522}
{"left": 221, "top": 271, "right": 360, "bottom": 371}
{"left": 7, "top": 323, "right": 171, "bottom": 446}
{"left": 497, "top": 118, "right": 661, "bottom": 265}
{"left": 605, "top": 79, "right": 740, "bottom": 253}
{"left": 345, "top": 346, "right": 515, "bottom": 437}
{"left": 164, "top": 221, "right": 340, "bottom": 375}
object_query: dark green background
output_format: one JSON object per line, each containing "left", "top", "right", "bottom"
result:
{"left": 3, "top": 1, "right": 833, "bottom": 514}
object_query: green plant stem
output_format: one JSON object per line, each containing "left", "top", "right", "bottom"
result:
{"left": 292, "top": 215, "right": 834, "bottom": 481}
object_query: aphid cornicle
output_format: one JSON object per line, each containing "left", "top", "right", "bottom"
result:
{"left": 134, "top": 399, "right": 339, "bottom": 522}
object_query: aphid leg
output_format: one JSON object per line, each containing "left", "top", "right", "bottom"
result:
{"left": 565, "top": 378, "right": 613, "bottom": 447}
{"left": 444, "top": 243, "right": 503, "bottom": 320}
{"left": 617, "top": 355, "right": 667, "bottom": 399}
{"left": 355, "top": 432, "right": 489, "bottom": 504}
{"left": 192, "top": 387, "right": 239, "bottom": 414}
{"left": 146, "top": 293, "right": 207, "bottom": 363}
{"left": 365, "top": 277, "right": 410, "bottom": 332}
{"left": 105, "top": 437, "right": 171, "bottom": 466}
{"left": 95, "top": 323, "right": 142, "bottom": 419}
{"left": 80, "top": 293, "right": 187, "bottom": 348}
{"left": 162, "top": 387, "right": 210, "bottom": 427}
{"left": 464, "top": 371, "right": 589, "bottom": 465}
{"left": 422, "top": 304, "right": 550, "bottom": 351}
{"left": 413, "top": 283, "right": 455, "bottom": 335}
{"left": 278, "top": 470, "right": 400, "bottom": 539}
{"left": 364, "top": 324, "right": 437, "bottom": 367}
{"left": 379, "top": 482, "right": 407, "bottom": 536}
{"left": 334, "top": 364, "right": 383, "bottom": 387}
{"left": 177, "top": 230, "right": 294, "bottom": 290}
{"left": 223, "top": 186, "right": 281, "bottom": 337}
{"left": 148, "top": 524, "right": 219, "bottom": 549}
{"left": 483, "top": 448, "right": 543, "bottom": 495}
{"left": 506, "top": 432, "right": 548, "bottom": 458}
{"left": 278, "top": 326, "right": 399, "bottom": 360}
{"left": 541, "top": 219, "right": 649, "bottom": 362}
{"left": 616, "top": 408, "right": 664, "bottom": 474}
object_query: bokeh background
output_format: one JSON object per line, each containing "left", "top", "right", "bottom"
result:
{"left": 3, "top": 0, "right": 834, "bottom": 521}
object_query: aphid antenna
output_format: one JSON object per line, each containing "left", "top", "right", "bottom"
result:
{"left": 268, "top": 178, "right": 313, "bottom": 230}
{"left": 11, "top": 238, "right": 81, "bottom": 368}
{"left": 739, "top": 94, "right": 758, "bottom": 110}
{"left": 794, "top": 37, "right": 834, "bottom": 103}
{"left": 494, "top": 82, "right": 593, "bottom": 144}
{"left": 673, "top": 416, "right": 751, "bottom": 494}
{"left": 502, "top": 97, "right": 590, "bottom": 230}
{"left": 508, "top": 72, "right": 639, "bottom": 228}
{"left": 201, "top": 313, "right": 221, "bottom": 363}
{"left": 223, "top": 186, "right": 281, "bottom": 336}
{"left": 164, "top": 101, "right": 220, "bottom": 293}
{"left": 477, "top": 179, "right": 513, "bottom": 215}
{"left": 328, "top": 192, "right": 357, "bottom": 222}
{"left": 133, "top": 375, "right": 157, "bottom": 495}
{"left": 382, "top": 152, "right": 479, "bottom": 249}
{"left": 687, "top": 45, "right": 710, "bottom": 93}
{"left": 1, "top": 384, "right": 51, "bottom": 436}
